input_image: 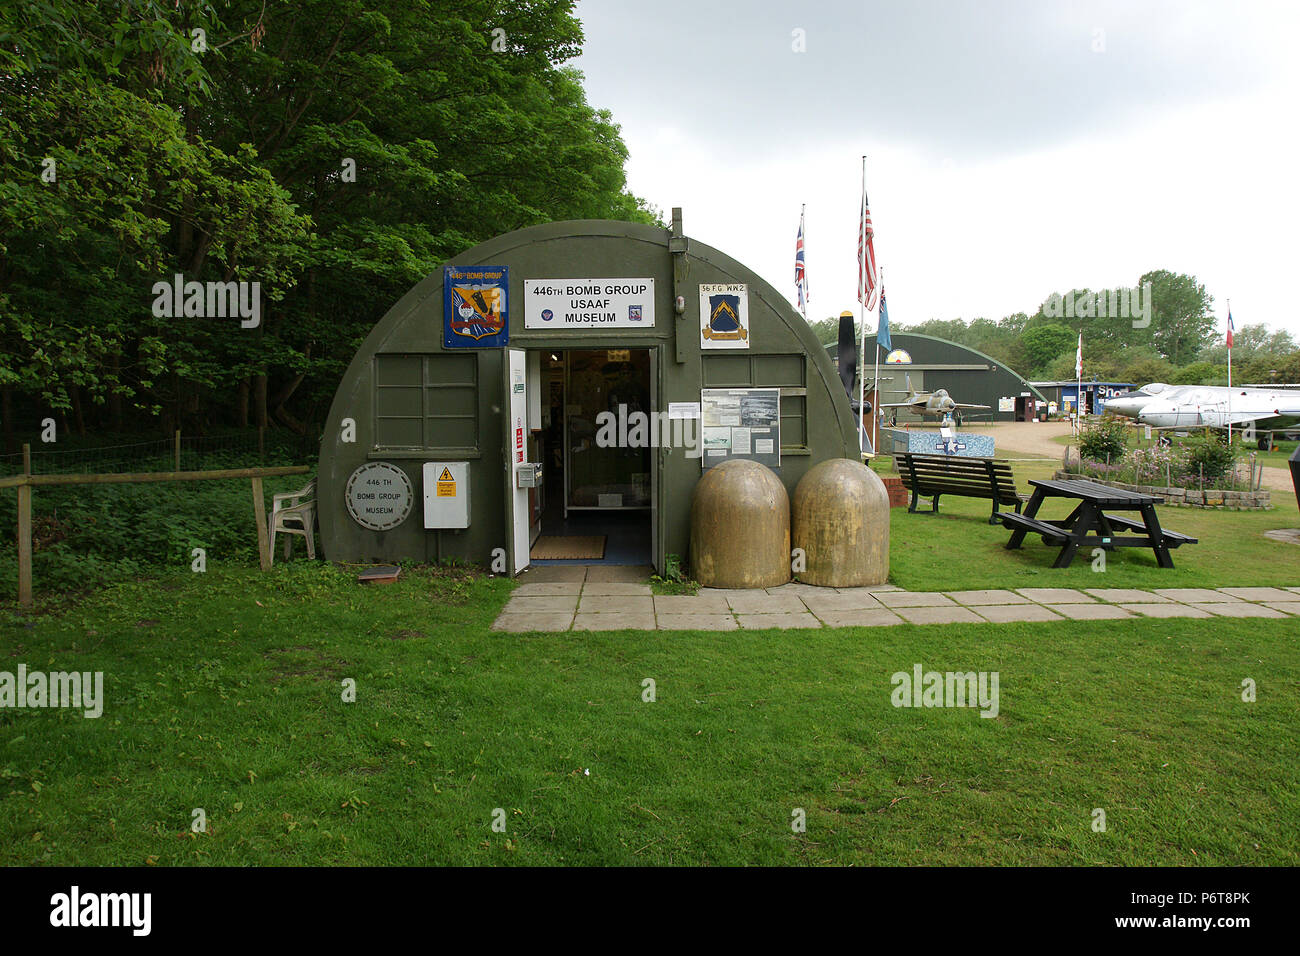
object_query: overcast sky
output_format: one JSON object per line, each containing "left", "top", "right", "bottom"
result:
{"left": 572, "top": 0, "right": 1300, "bottom": 341}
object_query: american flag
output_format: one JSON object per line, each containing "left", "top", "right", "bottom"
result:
{"left": 1226, "top": 309, "right": 1234, "bottom": 349}
{"left": 858, "top": 185, "right": 879, "bottom": 311}
{"left": 794, "top": 207, "right": 808, "bottom": 316}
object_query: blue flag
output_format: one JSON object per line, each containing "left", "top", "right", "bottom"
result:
{"left": 877, "top": 288, "right": 892, "bottom": 352}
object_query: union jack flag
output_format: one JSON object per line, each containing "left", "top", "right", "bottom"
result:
{"left": 794, "top": 207, "right": 809, "bottom": 316}
{"left": 858, "top": 185, "right": 878, "bottom": 311}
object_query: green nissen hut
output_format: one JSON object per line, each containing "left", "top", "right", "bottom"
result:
{"left": 826, "top": 333, "right": 1047, "bottom": 423}
{"left": 318, "top": 211, "right": 860, "bottom": 575}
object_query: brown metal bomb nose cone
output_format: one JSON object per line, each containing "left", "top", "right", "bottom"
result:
{"left": 792, "top": 457, "right": 890, "bottom": 587}
{"left": 689, "top": 459, "right": 791, "bottom": 589}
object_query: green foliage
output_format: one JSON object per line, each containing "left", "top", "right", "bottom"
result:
{"left": 650, "top": 553, "right": 699, "bottom": 594}
{"left": 0, "top": 0, "right": 654, "bottom": 437}
{"left": 1181, "top": 434, "right": 1238, "bottom": 483}
{"left": 1170, "top": 362, "right": 1224, "bottom": 386}
{"left": 1078, "top": 417, "right": 1130, "bottom": 463}
{"left": 1020, "top": 323, "right": 1076, "bottom": 375}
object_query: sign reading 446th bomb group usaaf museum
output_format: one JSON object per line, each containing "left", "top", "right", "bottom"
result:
{"left": 345, "top": 462, "right": 414, "bottom": 531}
{"left": 524, "top": 278, "right": 655, "bottom": 329}
{"left": 444, "top": 265, "right": 509, "bottom": 348}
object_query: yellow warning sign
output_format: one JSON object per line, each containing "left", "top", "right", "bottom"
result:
{"left": 438, "top": 467, "right": 454, "bottom": 481}
{"left": 436, "top": 466, "right": 456, "bottom": 497}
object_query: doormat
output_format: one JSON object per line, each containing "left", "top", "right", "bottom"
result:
{"left": 530, "top": 535, "right": 606, "bottom": 560}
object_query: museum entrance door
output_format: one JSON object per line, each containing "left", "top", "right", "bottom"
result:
{"left": 532, "top": 348, "right": 655, "bottom": 566}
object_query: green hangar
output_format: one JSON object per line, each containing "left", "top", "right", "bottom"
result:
{"left": 826, "top": 333, "right": 1048, "bottom": 424}
{"left": 318, "top": 211, "right": 861, "bottom": 575}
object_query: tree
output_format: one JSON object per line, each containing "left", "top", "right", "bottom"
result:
{"left": 1021, "top": 324, "right": 1076, "bottom": 374}
{"left": 1143, "top": 269, "right": 1215, "bottom": 365}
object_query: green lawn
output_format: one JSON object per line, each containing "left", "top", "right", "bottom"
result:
{"left": 881, "top": 457, "right": 1300, "bottom": 590}
{"left": 3, "top": 508, "right": 1298, "bottom": 865}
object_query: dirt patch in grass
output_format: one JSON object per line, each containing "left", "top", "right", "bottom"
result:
{"left": 263, "top": 646, "right": 347, "bottom": 684}
{"left": 389, "top": 629, "right": 425, "bottom": 641}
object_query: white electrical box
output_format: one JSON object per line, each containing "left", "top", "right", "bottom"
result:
{"left": 423, "top": 461, "right": 470, "bottom": 529}
{"left": 516, "top": 462, "right": 543, "bottom": 488}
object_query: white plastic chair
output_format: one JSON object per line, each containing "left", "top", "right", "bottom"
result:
{"left": 270, "top": 479, "right": 316, "bottom": 563}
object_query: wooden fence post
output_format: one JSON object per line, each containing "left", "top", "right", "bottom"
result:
{"left": 174, "top": 429, "right": 181, "bottom": 471}
{"left": 17, "top": 443, "right": 32, "bottom": 607}
{"left": 251, "top": 476, "right": 270, "bottom": 571}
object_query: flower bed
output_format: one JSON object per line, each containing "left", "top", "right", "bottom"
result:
{"left": 1053, "top": 471, "right": 1271, "bottom": 510}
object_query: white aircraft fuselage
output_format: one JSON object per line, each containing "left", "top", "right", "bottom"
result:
{"left": 1138, "top": 386, "right": 1300, "bottom": 432}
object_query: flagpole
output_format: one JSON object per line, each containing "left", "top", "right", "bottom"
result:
{"left": 1227, "top": 299, "right": 1233, "bottom": 445}
{"left": 872, "top": 268, "right": 882, "bottom": 456}
{"left": 1075, "top": 332, "right": 1083, "bottom": 438}
{"left": 858, "top": 156, "right": 868, "bottom": 455}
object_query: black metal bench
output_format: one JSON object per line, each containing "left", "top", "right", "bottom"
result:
{"left": 896, "top": 453, "right": 1029, "bottom": 524}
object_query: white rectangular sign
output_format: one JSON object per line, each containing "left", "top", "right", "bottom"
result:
{"left": 524, "top": 278, "right": 655, "bottom": 329}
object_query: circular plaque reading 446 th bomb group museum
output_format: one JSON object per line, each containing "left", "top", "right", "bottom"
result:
{"left": 345, "top": 461, "right": 413, "bottom": 531}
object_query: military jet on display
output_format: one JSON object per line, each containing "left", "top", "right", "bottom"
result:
{"left": 1137, "top": 385, "right": 1300, "bottom": 449}
{"left": 881, "top": 375, "right": 989, "bottom": 424}
{"left": 1103, "top": 382, "right": 1189, "bottom": 418}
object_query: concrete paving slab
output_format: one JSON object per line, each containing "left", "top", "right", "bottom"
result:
{"left": 1216, "top": 587, "right": 1298, "bottom": 602}
{"left": 1044, "top": 603, "right": 1135, "bottom": 620}
{"left": 1015, "top": 588, "right": 1096, "bottom": 604}
{"left": 653, "top": 594, "right": 731, "bottom": 613}
{"left": 511, "top": 582, "right": 583, "bottom": 597}
{"left": 973, "top": 604, "right": 1065, "bottom": 623}
{"left": 835, "top": 585, "right": 901, "bottom": 594}
{"left": 800, "top": 592, "right": 884, "bottom": 612}
{"left": 581, "top": 583, "right": 653, "bottom": 596}
{"left": 572, "top": 612, "right": 656, "bottom": 631}
{"left": 874, "top": 591, "right": 957, "bottom": 608}
{"left": 1084, "top": 588, "right": 1172, "bottom": 603}
{"left": 502, "top": 595, "right": 580, "bottom": 614}
{"left": 814, "top": 609, "right": 905, "bottom": 628}
{"left": 736, "top": 612, "right": 823, "bottom": 629}
{"left": 1118, "top": 603, "right": 1213, "bottom": 618}
{"left": 893, "top": 605, "right": 986, "bottom": 625}
{"left": 726, "top": 592, "right": 809, "bottom": 614}
{"left": 578, "top": 595, "right": 653, "bottom": 614}
{"left": 584, "top": 565, "right": 654, "bottom": 583}
{"left": 945, "top": 589, "right": 1032, "bottom": 606}
{"left": 1263, "top": 603, "right": 1300, "bottom": 615}
{"left": 767, "top": 582, "right": 828, "bottom": 596}
{"left": 1288, "top": 587, "right": 1300, "bottom": 595}
{"left": 1185, "top": 603, "right": 1288, "bottom": 618}
{"left": 656, "top": 613, "right": 738, "bottom": 631}
{"left": 492, "top": 613, "right": 574, "bottom": 632}
{"left": 515, "top": 565, "right": 587, "bottom": 583}
{"left": 1152, "top": 588, "right": 1243, "bottom": 603}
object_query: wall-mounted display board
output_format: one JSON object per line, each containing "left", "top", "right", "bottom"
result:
{"left": 700, "top": 388, "right": 780, "bottom": 470}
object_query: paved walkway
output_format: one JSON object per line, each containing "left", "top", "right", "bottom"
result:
{"left": 492, "top": 565, "right": 1300, "bottom": 632}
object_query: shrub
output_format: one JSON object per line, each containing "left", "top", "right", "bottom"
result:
{"left": 1181, "top": 434, "right": 1237, "bottom": 484}
{"left": 1078, "top": 417, "right": 1130, "bottom": 464}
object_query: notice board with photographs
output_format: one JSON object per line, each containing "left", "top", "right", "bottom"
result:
{"left": 700, "top": 388, "right": 781, "bottom": 470}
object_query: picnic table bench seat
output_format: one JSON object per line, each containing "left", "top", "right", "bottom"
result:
{"left": 1090, "top": 512, "right": 1199, "bottom": 547}
{"left": 997, "top": 512, "right": 1071, "bottom": 544}
{"left": 895, "top": 453, "right": 1029, "bottom": 524}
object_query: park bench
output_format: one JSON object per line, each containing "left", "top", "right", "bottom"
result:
{"left": 896, "top": 453, "right": 1029, "bottom": 524}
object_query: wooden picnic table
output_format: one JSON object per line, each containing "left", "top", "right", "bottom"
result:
{"left": 1000, "top": 478, "right": 1198, "bottom": 569}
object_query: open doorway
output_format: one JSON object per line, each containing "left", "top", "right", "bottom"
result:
{"left": 531, "top": 348, "right": 652, "bottom": 565}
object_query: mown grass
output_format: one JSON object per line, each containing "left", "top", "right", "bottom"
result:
{"left": 875, "top": 456, "right": 1300, "bottom": 590}
{"left": 2, "top": 548, "right": 1297, "bottom": 866}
